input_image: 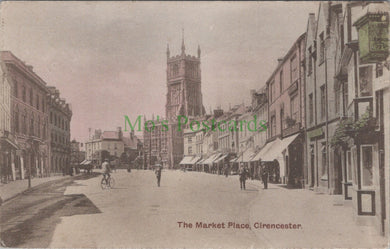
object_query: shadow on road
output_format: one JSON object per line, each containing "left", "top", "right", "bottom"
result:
{"left": 0, "top": 173, "right": 101, "bottom": 248}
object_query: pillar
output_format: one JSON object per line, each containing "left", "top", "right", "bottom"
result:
{"left": 11, "top": 152, "right": 16, "bottom": 181}
{"left": 20, "top": 156, "right": 25, "bottom": 180}
{"left": 40, "top": 156, "right": 44, "bottom": 178}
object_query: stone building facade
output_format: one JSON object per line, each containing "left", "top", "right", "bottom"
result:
{"left": 304, "top": 2, "right": 344, "bottom": 194}
{"left": 165, "top": 37, "right": 205, "bottom": 168}
{"left": 1, "top": 51, "right": 50, "bottom": 179}
{"left": 266, "top": 33, "right": 307, "bottom": 187}
{"left": 0, "top": 57, "right": 18, "bottom": 182}
{"left": 333, "top": 1, "right": 390, "bottom": 236}
{"left": 47, "top": 86, "right": 72, "bottom": 174}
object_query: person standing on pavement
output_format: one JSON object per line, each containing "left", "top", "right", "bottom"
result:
{"left": 239, "top": 165, "right": 247, "bottom": 190}
{"left": 155, "top": 164, "right": 162, "bottom": 187}
{"left": 261, "top": 164, "right": 269, "bottom": 189}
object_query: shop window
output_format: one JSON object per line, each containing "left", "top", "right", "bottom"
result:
{"left": 358, "top": 66, "right": 373, "bottom": 97}
{"left": 346, "top": 150, "right": 352, "bottom": 182}
{"left": 360, "top": 145, "right": 373, "bottom": 187}
{"left": 352, "top": 147, "right": 357, "bottom": 185}
{"left": 376, "top": 63, "right": 383, "bottom": 78}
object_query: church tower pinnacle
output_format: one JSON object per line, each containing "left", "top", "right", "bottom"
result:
{"left": 181, "top": 28, "right": 185, "bottom": 55}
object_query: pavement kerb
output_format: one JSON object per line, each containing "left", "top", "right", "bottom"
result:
{"left": 1, "top": 175, "right": 73, "bottom": 205}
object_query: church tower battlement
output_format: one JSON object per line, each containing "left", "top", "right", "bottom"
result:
{"left": 165, "top": 32, "right": 205, "bottom": 122}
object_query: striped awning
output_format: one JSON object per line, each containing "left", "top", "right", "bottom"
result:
{"left": 179, "top": 156, "right": 194, "bottom": 165}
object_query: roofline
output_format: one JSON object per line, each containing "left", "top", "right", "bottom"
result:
{"left": 265, "top": 32, "right": 307, "bottom": 85}
{"left": 0, "top": 51, "right": 49, "bottom": 93}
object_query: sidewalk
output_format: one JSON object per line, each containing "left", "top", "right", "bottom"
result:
{"left": 249, "top": 183, "right": 389, "bottom": 248}
{"left": 0, "top": 175, "right": 70, "bottom": 203}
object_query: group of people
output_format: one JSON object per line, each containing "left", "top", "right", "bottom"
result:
{"left": 101, "top": 158, "right": 163, "bottom": 187}
{"left": 238, "top": 164, "right": 269, "bottom": 190}
{"left": 102, "top": 159, "right": 269, "bottom": 190}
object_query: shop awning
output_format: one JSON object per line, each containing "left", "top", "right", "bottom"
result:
{"left": 242, "top": 148, "right": 256, "bottom": 162}
{"left": 80, "top": 160, "right": 92, "bottom": 165}
{"left": 203, "top": 153, "right": 222, "bottom": 165}
{"left": 251, "top": 141, "right": 276, "bottom": 162}
{"left": 214, "top": 154, "right": 228, "bottom": 163}
{"left": 179, "top": 156, "right": 194, "bottom": 165}
{"left": 229, "top": 157, "right": 238, "bottom": 163}
{"left": 0, "top": 137, "right": 19, "bottom": 149}
{"left": 189, "top": 156, "right": 201, "bottom": 165}
{"left": 261, "top": 133, "right": 299, "bottom": 162}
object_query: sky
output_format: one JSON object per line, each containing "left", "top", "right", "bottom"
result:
{"left": 1, "top": 1, "right": 318, "bottom": 143}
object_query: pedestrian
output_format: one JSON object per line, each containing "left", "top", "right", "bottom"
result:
{"left": 224, "top": 163, "right": 229, "bottom": 177}
{"left": 261, "top": 164, "right": 269, "bottom": 189}
{"left": 155, "top": 164, "right": 162, "bottom": 187}
{"left": 101, "top": 158, "right": 111, "bottom": 185}
{"left": 238, "top": 165, "right": 247, "bottom": 190}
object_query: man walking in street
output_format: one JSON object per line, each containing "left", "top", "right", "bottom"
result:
{"left": 261, "top": 164, "right": 269, "bottom": 189}
{"left": 239, "top": 164, "right": 247, "bottom": 190}
{"left": 155, "top": 164, "right": 162, "bottom": 187}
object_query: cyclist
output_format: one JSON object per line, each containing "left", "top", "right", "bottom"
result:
{"left": 101, "top": 158, "right": 111, "bottom": 184}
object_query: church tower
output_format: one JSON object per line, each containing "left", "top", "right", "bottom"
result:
{"left": 165, "top": 32, "right": 205, "bottom": 168}
{"left": 165, "top": 33, "right": 205, "bottom": 121}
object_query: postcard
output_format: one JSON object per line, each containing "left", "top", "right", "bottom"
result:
{"left": 0, "top": 1, "right": 389, "bottom": 248}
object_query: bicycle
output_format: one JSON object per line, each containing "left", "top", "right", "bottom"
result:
{"left": 100, "top": 175, "right": 115, "bottom": 189}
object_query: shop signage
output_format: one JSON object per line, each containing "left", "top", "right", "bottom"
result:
{"left": 308, "top": 127, "right": 324, "bottom": 139}
{"left": 354, "top": 12, "right": 389, "bottom": 64}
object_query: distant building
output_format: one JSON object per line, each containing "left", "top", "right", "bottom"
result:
{"left": 85, "top": 127, "right": 124, "bottom": 167}
{"left": 70, "top": 139, "right": 85, "bottom": 168}
{"left": 122, "top": 130, "right": 143, "bottom": 165}
{"left": 143, "top": 118, "right": 168, "bottom": 169}
{"left": 47, "top": 86, "right": 72, "bottom": 175}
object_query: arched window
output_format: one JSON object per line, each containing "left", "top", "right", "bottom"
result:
{"left": 30, "top": 114, "right": 34, "bottom": 136}
{"left": 13, "top": 80, "right": 18, "bottom": 98}
{"left": 37, "top": 117, "right": 41, "bottom": 138}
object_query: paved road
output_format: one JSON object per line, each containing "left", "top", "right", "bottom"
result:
{"left": 0, "top": 173, "right": 100, "bottom": 247}
{"left": 50, "top": 169, "right": 265, "bottom": 248}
